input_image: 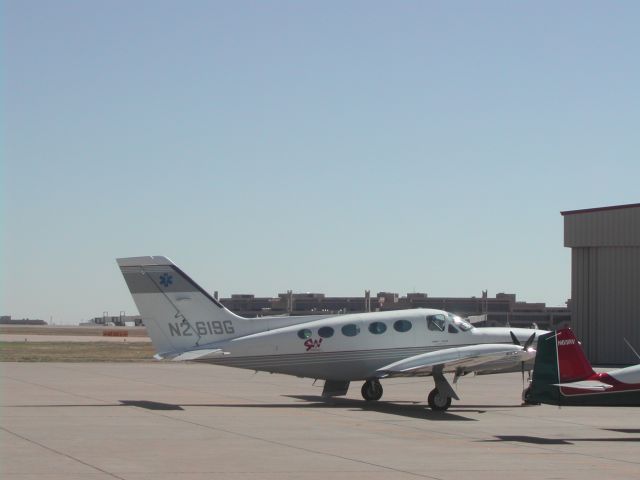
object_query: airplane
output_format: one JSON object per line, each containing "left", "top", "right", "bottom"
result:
{"left": 525, "top": 328, "right": 640, "bottom": 406}
{"left": 117, "top": 256, "right": 548, "bottom": 411}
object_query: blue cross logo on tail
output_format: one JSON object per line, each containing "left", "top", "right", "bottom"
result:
{"left": 159, "top": 273, "right": 173, "bottom": 288}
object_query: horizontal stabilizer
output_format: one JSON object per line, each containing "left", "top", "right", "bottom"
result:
{"left": 554, "top": 380, "right": 613, "bottom": 391}
{"left": 171, "top": 349, "right": 228, "bottom": 361}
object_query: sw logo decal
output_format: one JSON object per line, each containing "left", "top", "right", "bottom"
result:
{"left": 304, "top": 338, "right": 323, "bottom": 351}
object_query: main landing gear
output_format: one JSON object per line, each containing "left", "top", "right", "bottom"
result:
{"left": 427, "top": 387, "right": 452, "bottom": 411}
{"left": 427, "top": 370, "right": 459, "bottom": 412}
{"left": 360, "top": 374, "right": 458, "bottom": 411}
{"left": 361, "top": 379, "right": 383, "bottom": 401}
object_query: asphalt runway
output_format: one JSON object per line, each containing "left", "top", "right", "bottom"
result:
{"left": 2, "top": 362, "right": 639, "bottom": 480}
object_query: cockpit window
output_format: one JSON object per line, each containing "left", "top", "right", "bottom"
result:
{"left": 448, "top": 324, "right": 459, "bottom": 333}
{"left": 448, "top": 314, "right": 473, "bottom": 331}
{"left": 427, "top": 314, "right": 446, "bottom": 332}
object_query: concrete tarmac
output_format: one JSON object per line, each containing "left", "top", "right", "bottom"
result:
{"left": 2, "top": 362, "right": 639, "bottom": 480}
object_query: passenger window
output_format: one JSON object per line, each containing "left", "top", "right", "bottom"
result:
{"left": 368, "top": 322, "right": 387, "bottom": 334}
{"left": 297, "top": 329, "right": 312, "bottom": 339}
{"left": 448, "top": 324, "right": 459, "bottom": 334}
{"left": 427, "top": 314, "right": 446, "bottom": 332}
{"left": 341, "top": 324, "right": 360, "bottom": 337}
{"left": 393, "top": 319, "right": 412, "bottom": 332}
{"left": 318, "top": 326, "right": 334, "bottom": 338}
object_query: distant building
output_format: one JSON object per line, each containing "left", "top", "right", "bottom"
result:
{"left": 102, "top": 289, "right": 569, "bottom": 331}
{"left": 81, "top": 314, "right": 143, "bottom": 327}
{"left": 562, "top": 202, "right": 640, "bottom": 365}
{"left": 218, "top": 291, "right": 569, "bottom": 330}
{"left": 0, "top": 315, "right": 47, "bottom": 326}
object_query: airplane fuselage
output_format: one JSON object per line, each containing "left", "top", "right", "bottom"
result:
{"left": 186, "top": 309, "right": 542, "bottom": 380}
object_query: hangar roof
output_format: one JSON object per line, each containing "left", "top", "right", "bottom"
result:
{"left": 561, "top": 202, "right": 640, "bottom": 216}
{"left": 562, "top": 203, "right": 640, "bottom": 247}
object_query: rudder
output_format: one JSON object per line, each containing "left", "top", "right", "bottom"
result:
{"left": 555, "top": 328, "right": 595, "bottom": 383}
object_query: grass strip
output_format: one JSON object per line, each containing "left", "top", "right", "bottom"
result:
{"left": 0, "top": 342, "right": 156, "bottom": 362}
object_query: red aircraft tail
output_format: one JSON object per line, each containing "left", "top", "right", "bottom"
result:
{"left": 555, "top": 328, "right": 595, "bottom": 382}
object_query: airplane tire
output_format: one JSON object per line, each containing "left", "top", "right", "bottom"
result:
{"left": 361, "top": 380, "right": 383, "bottom": 401}
{"left": 522, "top": 387, "right": 540, "bottom": 405}
{"left": 427, "top": 388, "right": 451, "bottom": 411}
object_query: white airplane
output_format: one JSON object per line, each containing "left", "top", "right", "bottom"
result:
{"left": 117, "top": 256, "right": 547, "bottom": 411}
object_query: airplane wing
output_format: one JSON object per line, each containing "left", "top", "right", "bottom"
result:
{"left": 376, "top": 344, "right": 532, "bottom": 378}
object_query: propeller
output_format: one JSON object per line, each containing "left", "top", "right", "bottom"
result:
{"left": 510, "top": 331, "right": 536, "bottom": 349}
{"left": 523, "top": 332, "right": 536, "bottom": 351}
{"left": 510, "top": 331, "right": 536, "bottom": 388}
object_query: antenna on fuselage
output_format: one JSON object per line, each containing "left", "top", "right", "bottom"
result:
{"left": 623, "top": 338, "right": 640, "bottom": 362}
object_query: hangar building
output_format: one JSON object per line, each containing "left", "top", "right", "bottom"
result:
{"left": 562, "top": 203, "right": 640, "bottom": 365}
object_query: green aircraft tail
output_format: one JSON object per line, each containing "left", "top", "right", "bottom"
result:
{"left": 526, "top": 330, "right": 562, "bottom": 405}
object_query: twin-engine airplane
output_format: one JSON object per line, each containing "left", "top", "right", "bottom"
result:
{"left": 118, "top": 256, "right": 547, "bottom": 411}
{"left": 526, "top": 328, "right": 640, "bottom": 406}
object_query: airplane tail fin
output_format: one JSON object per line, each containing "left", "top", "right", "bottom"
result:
{"left": 554, "top": 328, "right": 595, "bottom": 383}
{"left": 117, "top": 256, "right": 246, "bottom": 357}
{"left": 528, "top": 328, "right": 594, "bottom": 405}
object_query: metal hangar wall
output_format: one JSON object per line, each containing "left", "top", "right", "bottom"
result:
{"left": 562, "top": 203, "right": 640, "bottom": 365}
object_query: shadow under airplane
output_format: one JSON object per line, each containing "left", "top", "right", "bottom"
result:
{"left": 482, "top": 434, "right": 640, "bottom": 445}
{"left": 8, "top": 396, "right": 492, "bottom": 421}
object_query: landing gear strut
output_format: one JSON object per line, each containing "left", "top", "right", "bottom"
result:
{"left": 521, "top": 386, "right": 540, "bottom": 405}
{"left": 427, "top": 388, "right": 452, "bottom": 411}
{"left": 427, "top": 369, "right": 458, "bottom": 411}
{"left": 361, "top": 379, "right": 383, "bottom": 401}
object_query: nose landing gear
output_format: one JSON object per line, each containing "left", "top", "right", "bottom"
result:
{"left": 361, "top": 379, "right": 383, "bottom": 401}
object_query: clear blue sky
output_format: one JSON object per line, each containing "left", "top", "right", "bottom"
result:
{"left": 3, "top": 1, "right": 639, "bottom": 323}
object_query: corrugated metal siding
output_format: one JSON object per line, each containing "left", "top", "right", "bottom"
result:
{"left": 564, "top": 206, "right": 640, "bottom": 247}
{"left": 571, "top": 246, "right": 640, "bottom": 365}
